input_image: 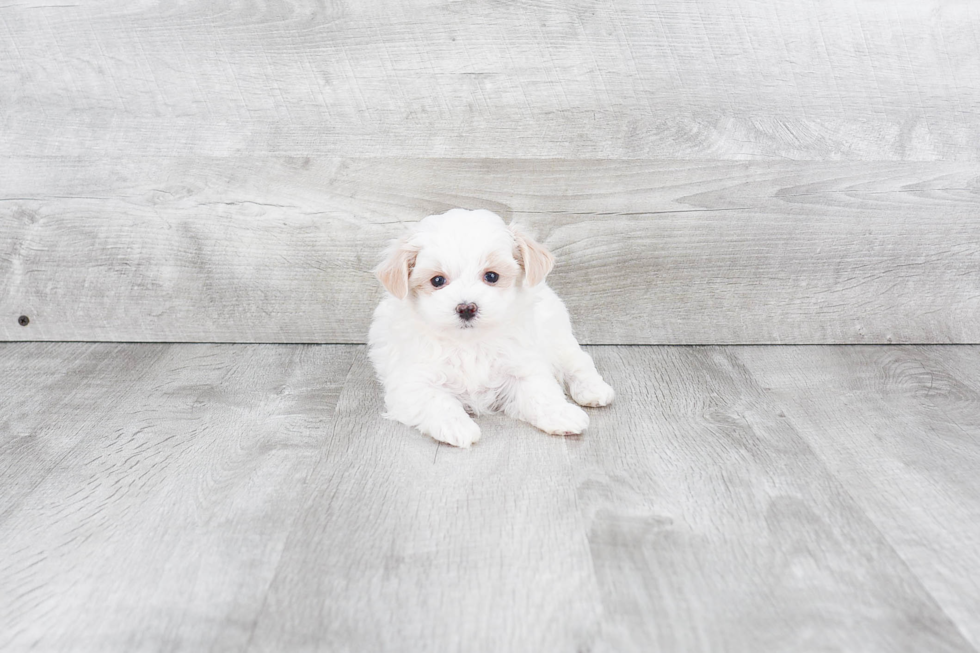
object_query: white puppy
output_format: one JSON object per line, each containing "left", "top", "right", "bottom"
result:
{"left": 368, "top": 209, "right": 614, "bottom": 448}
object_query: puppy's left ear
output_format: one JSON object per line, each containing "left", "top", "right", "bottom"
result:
{"left": 375, "top": 235, "right": 419, "bottom": 299}
{"left": 510, "top": 223, "right": 555, "bottom": 287}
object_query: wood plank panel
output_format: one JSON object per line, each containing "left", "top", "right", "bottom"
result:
{"left": 4, "top": 343, "right": 980, "bottom": 650}
{"left": 735, "top": 345, "right": 980, "bottom": 649}
{"left": 0, "top": 342, "right": 170, "bottom": 523}
{"left": 247, "top": 349, "right": 603, "bottom": 652}
{"left": 3, "top": 157, "right": 979, "bottom": 344}
{"left": 0, "top": 342, "right": 357, "bottom": 651}
{"left": 1, "top": 1, "right": 978, "bottom": 159}
{"left": 571, "top": 346, "right": 976, "bottom": 652}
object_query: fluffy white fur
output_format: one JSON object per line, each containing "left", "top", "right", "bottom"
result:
{"left": 368, "top": 209, "right": 614, "bottom": 448}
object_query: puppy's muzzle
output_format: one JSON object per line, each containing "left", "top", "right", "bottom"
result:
{"left": 455, "top": 302, "right": 478, "bottom": 322}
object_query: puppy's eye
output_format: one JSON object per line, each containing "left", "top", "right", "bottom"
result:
{"left": 431, "top": 275, "right": 446, "bottom": 288}
{"left": 484, "top": 271, "right": 499, "bottom": 284}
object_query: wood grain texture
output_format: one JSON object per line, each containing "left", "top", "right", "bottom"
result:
{"left": 0, "top": 342, "right": 357, "bottom": 652}
{"left": 571, "top": 346, "right": 975, "bottom": 652}
{"left": 3, "top": 343, "right": 980, "bottom": 651}
{"left": 3, "top": 157, "right": 979, "bottom": 344}
{"left": 2, "top": 0, "right": 979, "bottom": 159}
{"left": 247, "top": 348, "right": 603, "bottom": 652}
{"left": 735, "top": 345, "right": 980, "bottom": 649}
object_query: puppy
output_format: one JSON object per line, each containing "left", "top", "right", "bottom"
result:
{"left": 368, "top": 209, "right": 614, "bottom": 448}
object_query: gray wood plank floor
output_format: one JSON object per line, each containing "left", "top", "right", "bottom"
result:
{"left": 2, "top": 343, "right": 979, "bottom": 652}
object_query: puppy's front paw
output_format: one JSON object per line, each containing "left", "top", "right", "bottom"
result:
{"left": 427, "top": 414, "right": 481, "bottom": 448}
{"left": 532, "top": 402, "right": 590, "bottom": 436}
{"left": 570, "top": 375, "right": 615, "bottom": 407}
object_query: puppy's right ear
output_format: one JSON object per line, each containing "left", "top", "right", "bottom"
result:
{"left": 375, "top": 235, "right": 419, "bottom": 299}
{"left": 510, "top": 223, "right": 555, "bottom": 287}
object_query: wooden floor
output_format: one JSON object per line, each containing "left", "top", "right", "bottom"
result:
{"left": 2, "top": 343, "right": 979, "bottom": 652}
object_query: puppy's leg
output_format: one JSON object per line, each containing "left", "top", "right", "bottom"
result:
{"left": 384, "top": 383, "right": 481, "bottom": 448}
{"left": 504, "top": 371, "right": 590, "bottom": 436}
{"left": 534, "top": 286, "right": 614, "bottom": 407}
{"left": 552, "top": 333, "right": 615, "bottom": 407}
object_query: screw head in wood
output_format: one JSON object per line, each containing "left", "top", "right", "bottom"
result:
{"left": 18, "top": 315, "right": 30, "bottom": 327}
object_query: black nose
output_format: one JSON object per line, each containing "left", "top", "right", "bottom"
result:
{"left": 456, "top": 302, "right": 478, "bottom": 321}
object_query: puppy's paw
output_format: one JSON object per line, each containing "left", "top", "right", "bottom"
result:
{"left": 570, "top": 375, "right": 615, "bottom": 407}
{"left": 532, "top": 402, "right": 590, "bottom": 436}
{"left": 427, "top": 414, "right": 481, "bottom": 448}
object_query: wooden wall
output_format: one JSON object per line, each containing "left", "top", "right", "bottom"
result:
{"left": 2, "top": 0, "right": 978, "bottom": 343}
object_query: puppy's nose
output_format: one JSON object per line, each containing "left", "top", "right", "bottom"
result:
{"left": 456, "top": 302, "right": 478, "bottom": 321}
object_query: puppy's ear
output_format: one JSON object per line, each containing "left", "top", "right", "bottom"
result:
{"left": 510, "top": 223, "right": 555, "bottom": 287}
{"left": 375, "top": 235, "right": 419, "bottom": 299}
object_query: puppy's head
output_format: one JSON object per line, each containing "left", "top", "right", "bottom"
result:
{"left": 375, "top": 209, "right": 554, "bottom": 333}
